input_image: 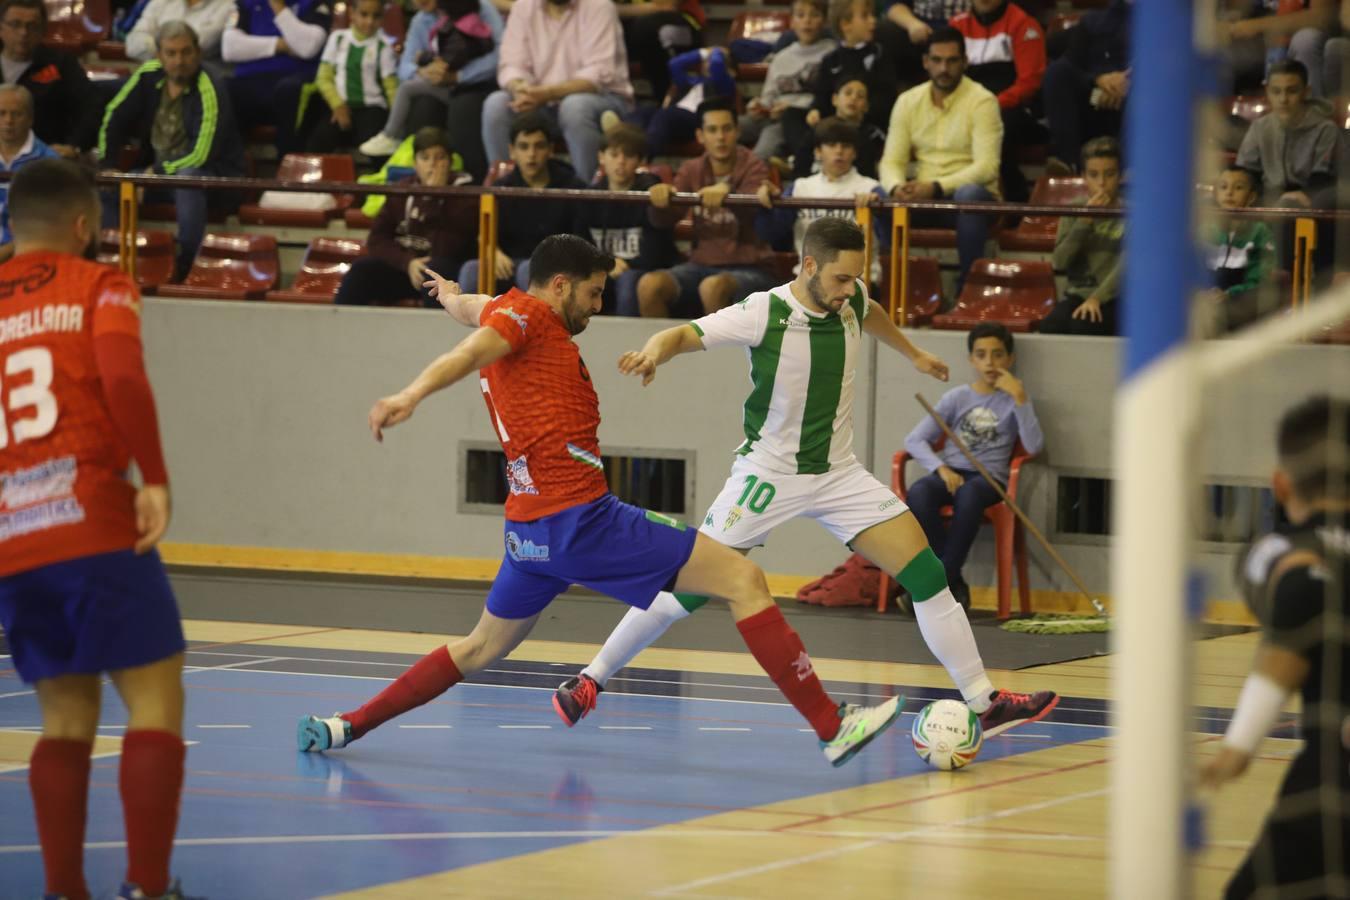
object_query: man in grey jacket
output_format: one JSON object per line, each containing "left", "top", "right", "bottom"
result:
{"left": 1236, "top": 59, "right": 1339, "bottom": 210}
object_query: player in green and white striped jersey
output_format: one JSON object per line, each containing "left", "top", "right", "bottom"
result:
{"left": 554, "top": 218, "right": 1059, "bottom": 737}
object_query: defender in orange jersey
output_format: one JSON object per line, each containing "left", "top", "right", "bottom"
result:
{"left": 0, "top": 160, "right": 194, "bottom": 900}
{"left": 298, "top": 234, "right": 905, "bottom": 768}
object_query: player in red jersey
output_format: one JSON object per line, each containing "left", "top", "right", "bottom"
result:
{"left": 298, "top": 234, "right": 903, "bottom": 766}
{"left": 0, "top": 160, "right": 194, "bottom": 900}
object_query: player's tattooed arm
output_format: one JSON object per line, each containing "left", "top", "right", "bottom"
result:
{"left": 422, "top": 267, "right": 491, "bottom": 327}
{"left": 861, "top": 299, "right": 949, "bottom": 382}
{"left": 617, "top": 324, "right": 704, "bottom": 386}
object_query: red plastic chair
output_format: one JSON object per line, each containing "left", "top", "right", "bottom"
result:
{"left": 878, "top": 440, "right": 1035, "bottom": 619}
{"left": 878, "top": 254, "right": 943, "bottom": 327}
{"left": 728, "top": 11, "right": 791, "bottom": 82}
{"left": 265, "top": 237, "right": 365, "bottom": 304}
{"left": 42, "top": 0, "right": 110, "bottom": 53}
{"left": 1048, "top": 12, "right": 1083, "bottom": 34}
{"left": 932, "top": 258, "right": 1057, "bottom": 332}
{"left": 998, "top": 175, "right": 1088, "bottom": 253}
{"left": 237, "top": 155, "right": 357, "bottom": 227}
{"left": 483, "top": 160, "right": 515, "bottom": 187}
{"left": 96, "top": 229, "right": 175, "bottom": 293}
{"left": 381, "top": 1, "right": 405, "bottom": 43}
{"left": 159, "top": 234, "right": 279, "bottom": 300}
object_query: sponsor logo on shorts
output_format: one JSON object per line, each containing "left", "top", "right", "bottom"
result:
{"left": 505, "top": 531, "right": 549, "bottom": 562}
{"left": 878, "top": 496, "right": 899, "bottom": 512}
{"left": 505, "top": 455, "right": 539, "bottom": 496}
{"left": 0, "top": 456, "right": 78, "bottom": 510}
{"left": 704, "top": 513, "right": 714, "bottom": 527}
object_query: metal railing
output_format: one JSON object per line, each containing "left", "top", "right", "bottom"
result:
{"left": 101, "top": 173, "right": 1343, "bottom": 319}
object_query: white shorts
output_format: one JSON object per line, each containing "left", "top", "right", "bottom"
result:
{"left": 699, "top": 456, "right": 908, "bottom": 550}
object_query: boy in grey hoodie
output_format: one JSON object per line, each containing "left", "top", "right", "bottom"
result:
{"left": 1236, "top": 59, "right": 1339, "bottom": 210}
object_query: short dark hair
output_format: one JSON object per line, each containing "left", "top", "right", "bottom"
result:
{"left": 828, "top": 0, "right": 867, "bottom": 35}
{"left": 8, "top": 158, "right": 97, "bottom": 239}
{"left": 814, "top": 117, "right": 860, "bottom": 149}
{"left": 509, "top": 110, "right": 554, "bottom": 145}
{"left": 0, "top": 0, "right": 45, "bottom": 27}
{"left": 926, "top": 25, "right": 966, "bottom": 55}
{"left": 529, "top": 235, "right": 615, "bottom": 289}
{"left": 696, "top": 97, "right": 737, "bottom": 128}
{"left": 1081, "top": 135, "right": 1121, "bottom": 166}
{"left": 1268, "top": 59, "right": 1309, "bottom": 86}
{"left": 1278, "top": 395, "right": 1350, "bottom": 501}
{"left": 1220, "top": 163, "right": 1261, "bottom": 191}
{"left": 967, "top": 322, "right": 1014, "bottom": 354}
{"left": 412, "top": 126, "right": 452, "bottom": 155}
{"left": 600, "top": 123, "right": 647, "bottom": 160}
{"left": 801, "top": 216, "right": 865, "bottom": 267}
{"left": 832, "top": 74, "right": 868, "bottom": 96}
{"left": 793, "top": 0, "right": 827, "bottom": 16}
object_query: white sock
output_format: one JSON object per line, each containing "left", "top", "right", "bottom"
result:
{"left": 581, "top": 591, "right": 691, "bottom": 687}
{"left": 913, "top": 588, "right": 996, "bottom": 712}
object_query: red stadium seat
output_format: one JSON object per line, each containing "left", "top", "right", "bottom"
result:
{"left": 931, "top": 258, "right": 1057, "bottom": 332}
{"left": 381, "top": 1, "right": 405, "bottom": 43}
{"left": 331, "top": 1, "right": 347, "bottom": 28}
{"left": 42, "top": 0, "right": 110, "bottom": 54}
{"left": 266, "top": 237, "right": 365, "bottom": 304}
{"left": 1333, "top": 96, "right": 1350, "bottom": 130}
{"left": 878, "top": 441, "right": 1035, "bottom": 619}
{"left": 237, "top": 154, "right": 357, "bottom": 227}
{"left": 96, "top": 229, "right": 175, "bottom": 293}
{"left": 728, "top": 11, "right": 791, "bottom": 82}
{"left": 1048, "top": 12, "right": 1083, "bottom": 34}
{"left": 1229, "top": 94, "right": 1270, "bottom": 123}
{"left": 345, "top": 207, "right": 375, "bottom": 229}
{"left": 483, "top": 160, "right": 515, "bottom": 187}
{"left": 95, "top": 38, "right": 127, "bottom": 59}
{"left": 998, "top": 175, "right": 1088, "bottom": 252}
{"left": 879, "top": 255, "right": 944, "bottom": 327}
{"left": 159, "top": 233, "right": 280, "bottom": 300}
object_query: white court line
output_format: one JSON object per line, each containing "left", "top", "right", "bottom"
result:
{"left": 498, "top": 724, "right": 551, "bottom": 730}
{"left": 196, "top": 725, "right": 251, "bottom": 729}
{"left": 699, "top": 727, "right": 751, "bottom": 732}
{"left": 184, "top": 657, "right": 286, "bottom": 674}
{"left": 0, "top": 689, "right": 35, "bottom": 700}
{"left": 0, "top": 823, "right": 1104, "bottom": 854}
{"left": 648, "top": 787, "right": 1111, "bottom": 897}
{"left": 398, "top": 725, "right": 453, "bottom": 729}
{"left": 598, "top": 726, "right": 652, "bottom": 731}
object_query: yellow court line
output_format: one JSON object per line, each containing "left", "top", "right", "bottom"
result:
{"left": 161, "top": 542, "right": 1258, "bottom": 625}
{"left": 316, "top": 737, "right": 1277, "bottom": 900}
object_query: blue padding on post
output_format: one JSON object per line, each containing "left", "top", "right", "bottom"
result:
{"left": 1122, "top": 0, "right": 1198, "bottom": 380}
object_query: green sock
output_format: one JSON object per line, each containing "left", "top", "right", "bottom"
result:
{"left": 896, "top": 548, "right": 947, "bottom": 603}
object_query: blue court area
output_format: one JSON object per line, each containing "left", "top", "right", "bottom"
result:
{"left": 0, "top": 642, "right": 1142, "bottom": 898}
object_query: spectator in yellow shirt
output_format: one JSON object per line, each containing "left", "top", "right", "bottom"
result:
{"left": 879, "top": 25, "right": 1001, "bottom": 288}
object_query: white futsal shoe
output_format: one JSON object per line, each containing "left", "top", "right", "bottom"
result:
{"left": 821, "top": 695, "right": 904, "bottom": 767}
{"left": 297, "top": 713, "right": 352, "bottom": 752}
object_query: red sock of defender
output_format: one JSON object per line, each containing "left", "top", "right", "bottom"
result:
{"left": 736, "top": 607, "right": 841, "bottom": 741}
{"left": 342, "top": 645, "right": 462, "bottom": 739}
{"left": 120, "top": 730, "right": 184, "bottom": 897}
{"left": 29, "top": 737, "right": 93, "bottom": 900}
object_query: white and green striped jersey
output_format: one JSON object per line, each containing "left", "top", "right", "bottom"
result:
{"left": 690, "top": 279, "right": 870, "bottom": 476}
{"left": 321, "top": 29, "right": 397, "bottom": 108}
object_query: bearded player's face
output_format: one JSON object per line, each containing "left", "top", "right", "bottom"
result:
{"left": 562, "top": 273, "right": 606, "bottom": 335}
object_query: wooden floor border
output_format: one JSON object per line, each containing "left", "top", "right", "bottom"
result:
{"left": 158, "top": 542, "right": 1258, "bottom": 626}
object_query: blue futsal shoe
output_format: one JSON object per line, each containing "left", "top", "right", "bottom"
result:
{"left": 116, "top": 879, "right": 203, "bottom": 899}
{"left": 820, "top": 695, "right": 904, "bottom": 767}
{"left": 297, "top": 712, "right": 352, "bottom": 752}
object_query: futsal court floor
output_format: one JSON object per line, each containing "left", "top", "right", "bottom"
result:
{"left": 0, "top": 617, "right": 1297, "bottom": 899}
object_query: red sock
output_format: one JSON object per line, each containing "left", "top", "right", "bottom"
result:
{"left": 736, "top": 607, "right": 841, "bottom": 741}
{"left": 29, "top": 737, "right": 93, "bottom": 900}
{"left": 342, "top": 645, "right": 462, "bottom": 739}
{"left": 119, "top": 729, "right": 185, "bottom": 897}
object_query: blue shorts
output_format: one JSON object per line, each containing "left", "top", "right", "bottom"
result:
{"left": 485, "top": 494, "right": 699, "bottom": 620}
{"left": 0, "top": 549, "right": 186, "bottom": 684}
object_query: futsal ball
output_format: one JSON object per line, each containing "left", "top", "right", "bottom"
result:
{"left": 911, "top": 699, "right": 983, "bottom": 771}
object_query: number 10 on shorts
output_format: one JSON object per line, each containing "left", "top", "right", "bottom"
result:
{"left": 736, "top": 475, "right": 776, "bottom": 514}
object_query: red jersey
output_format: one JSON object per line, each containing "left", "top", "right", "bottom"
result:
{"left": 0, "top": 252, "right": 149, "bottom": 576}
{"left": 478, "top": 288, "right": 608, "bottom": 521}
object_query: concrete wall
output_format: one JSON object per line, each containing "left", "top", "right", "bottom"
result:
{"left": 143, "top": 299, "right": 1350, "bottom": 596}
